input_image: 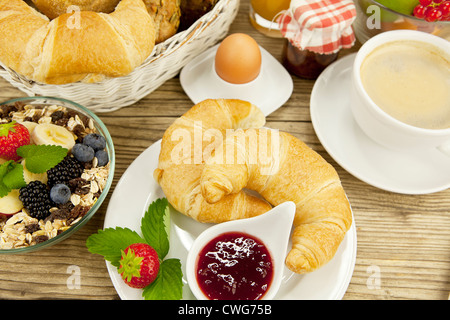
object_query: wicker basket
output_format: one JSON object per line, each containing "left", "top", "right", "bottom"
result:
{"left": 0, "top": 0, "right": 240, "bottom": 112}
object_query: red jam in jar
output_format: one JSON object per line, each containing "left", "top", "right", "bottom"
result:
{"left": 196, "top": 231, "right": 273, "bottom": 300}
{"left": 282, "top": 39, "right": 338, "bottom": 80}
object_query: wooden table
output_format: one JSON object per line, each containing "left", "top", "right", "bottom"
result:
{"left": 1, "top": 0, "right": 449, "bottom": 301}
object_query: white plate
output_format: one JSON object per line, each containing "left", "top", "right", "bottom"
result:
{"left": 103, "top": 139, "right": 357, "bottom": 300}
{"left": 310, "top": 54, "right": 450, "bottom": 195}
{"left": 180, "top": 44, "right": 293, "bottom": 116}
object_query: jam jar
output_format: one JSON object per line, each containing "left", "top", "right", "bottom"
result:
{"left": 278, "top": 0, "right": 357, "bottom": 80}
{"left": 281, "top": 39, "right": 339, "bottom": 80}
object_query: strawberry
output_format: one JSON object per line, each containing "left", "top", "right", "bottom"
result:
{"left": 0, "top": 121, "right": 30, "bottom": 161}
{"left": 118, "top": 243, "right": 160, "bottom": 289}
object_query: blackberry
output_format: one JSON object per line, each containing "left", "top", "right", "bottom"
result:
{"left": 19, "top": 181, "right": 54, "bottom": 220}
{"left": 47, "top": 155, "right": 84, "bottom": 188}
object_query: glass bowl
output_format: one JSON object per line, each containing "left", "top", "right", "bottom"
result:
{"left": 0, "top": 96, "right": 115, "bottom": 254}
{"left": 354, "top": 0, "right": 450, "bottom": 43}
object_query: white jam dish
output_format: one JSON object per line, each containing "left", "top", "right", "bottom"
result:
{"left": 186, "top": 201, "right": 296, "bottom": 300}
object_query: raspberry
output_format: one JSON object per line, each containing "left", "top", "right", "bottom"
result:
{"left": 19, "top": 181, "right": 54, "bottom": 220}
{"left": 47, "top": 155, "right": 84, "bottom": 188}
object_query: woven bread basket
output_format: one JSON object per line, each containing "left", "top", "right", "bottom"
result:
{"left": 0, "top": 0, "right": 240, "bottom": 112}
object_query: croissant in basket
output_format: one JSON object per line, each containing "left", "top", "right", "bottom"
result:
{"left": 199, "top": 128, "right": 353, "bottom": 274}
{"left": 153, "top": 99, "right": 273, "bottom": 223}
{"left": 0, "top": 0, "right": 156, "bottom": 84}
{"left": 30, "top": 0, "right": 181, "bottom": 43}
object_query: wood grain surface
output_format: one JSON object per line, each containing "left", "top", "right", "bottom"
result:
{"left": 0, "top": 0, "right": 449, "bottom": 300}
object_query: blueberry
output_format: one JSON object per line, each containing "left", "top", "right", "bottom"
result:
{"left": 95, "top": 149, "right": 109, "bottom": 167}
{"left": 83, "top": 133, "right": 106, "bottom": 151}
{"left": 50, "top": 184, "right": 71, "bottom": 204}
{"left": 72, "top": 143, "right": 95, "bottom": 162}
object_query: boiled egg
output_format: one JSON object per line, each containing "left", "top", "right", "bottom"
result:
{"left": 214, "top": 33, "right": 262, "bottom": 84}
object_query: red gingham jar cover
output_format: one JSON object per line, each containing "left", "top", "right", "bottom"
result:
{"left": 279, "top": 0, "right": 357, "bottom": 54}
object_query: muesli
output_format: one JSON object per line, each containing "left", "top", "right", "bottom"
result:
{"left": 0, "top": 101, "right": 110, "bottom": 249}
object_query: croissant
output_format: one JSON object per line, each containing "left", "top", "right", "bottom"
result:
{"left": 153, "top": 99, "right": 272, "bottom": 223}
{"left": 200, "top": 128, "right": 353, "bottom": 274}
{"left": 0, "top": 0, "right": 155, "bottom": 84}
{"left": 30, "top": 0, "right": 180, "bottom": 44}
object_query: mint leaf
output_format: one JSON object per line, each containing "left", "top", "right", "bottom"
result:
{"left": 86, "top": 197, "right": 184, "bottom": 300}
{"left": 142, "top": 259, "right": 183, "bottom": 300}
{"left": 17, "top": 145, "right": 68, "bottom": 174}
{"left": 0, "top": 162, "right": 11, "bottom": 197}
{"left": 0, "top": 161, "right": 26, "bottom": 197}
{"left": 3, "top": 162, "right": 26, "bottom": 190}
{"left": 86, "top": 227, "right": 145, "bottom": 268}
{"left": 0, "top": 161, "right": 13, "bottom": 197}
{"left": 141, "top": 198, "right": 170, "bottom": 260}
{"left": 0, "top": 183, "right": 8, "bottom": 198}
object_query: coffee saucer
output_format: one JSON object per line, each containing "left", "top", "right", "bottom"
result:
{"left": 310, "top": 53, "right": 450, "bottom": 195}
{"left": 180, "top": 44, "right": 293, "bottom": 116}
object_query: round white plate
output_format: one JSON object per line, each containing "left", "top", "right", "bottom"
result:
{"left": 103, "top": 139, "right": 357, "bottom": 300}
{"left": 310, "top": 54, "right": 450, "bottom": 195}
{"left": 180, "top": 44, "right": 293, "bottom": 116}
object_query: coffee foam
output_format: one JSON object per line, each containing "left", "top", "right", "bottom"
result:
{"left": 360, "top": 40, "right": 450, "bottom": 130}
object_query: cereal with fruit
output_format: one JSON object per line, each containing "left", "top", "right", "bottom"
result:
{"left": 0, "top": 102, "right": 110, "bottom": 249}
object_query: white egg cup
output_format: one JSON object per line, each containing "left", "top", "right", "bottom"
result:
{"left": 180, "top": 44, "right": 293, "bottom": 116}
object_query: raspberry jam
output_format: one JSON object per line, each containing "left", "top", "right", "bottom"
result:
{"left": 196, "top": 231, "right": 273, "bottom": 300}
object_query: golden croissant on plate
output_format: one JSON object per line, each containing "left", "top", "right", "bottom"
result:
{"left": 200, "top": 127, "right": 353, "bottom": 274}
{"left": 153, "top": 99, "right": 272, "bottom": 223}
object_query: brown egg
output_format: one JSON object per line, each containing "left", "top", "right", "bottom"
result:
{"left": 214, "top": 33, "right": 262, "bottom": 84}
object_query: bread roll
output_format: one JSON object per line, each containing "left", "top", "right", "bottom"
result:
{"left": 0, "top": 0, "right": 155, "bottom": 84}
{"left": 143, "top": 0, "right": 181, "bottom": 43}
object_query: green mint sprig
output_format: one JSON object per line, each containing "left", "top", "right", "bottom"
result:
{"left": 86, "top": 198, "right": 183, "bottom": 300}
{"left": 0, "top": 145, "right": 68, "bottom": 198}
{"left": 17, "top": 144, "right": 68, "bottom": 174}
{"left": 0, "top": 161, "right": 26, "bottom": 197}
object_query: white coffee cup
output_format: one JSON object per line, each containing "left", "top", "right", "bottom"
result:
{"left": 349, "top": 30, "right": 450, "bottom": 156}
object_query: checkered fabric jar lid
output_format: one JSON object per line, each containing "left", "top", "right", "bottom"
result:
{"left": 279, "top": 0, "right": 357, "bottom": 54}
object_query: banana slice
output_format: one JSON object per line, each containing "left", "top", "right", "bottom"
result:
{"left": 31, "top": 123, "right": 76, "bottom": 150}
{"left": 21, "top": 160, "right": 48, "bottom": 184}
{"left": 0, "top": 189, "right": 23, "bottom": 215}
{"left": 19, "top": 121, "right": 38, "bottom": 144}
